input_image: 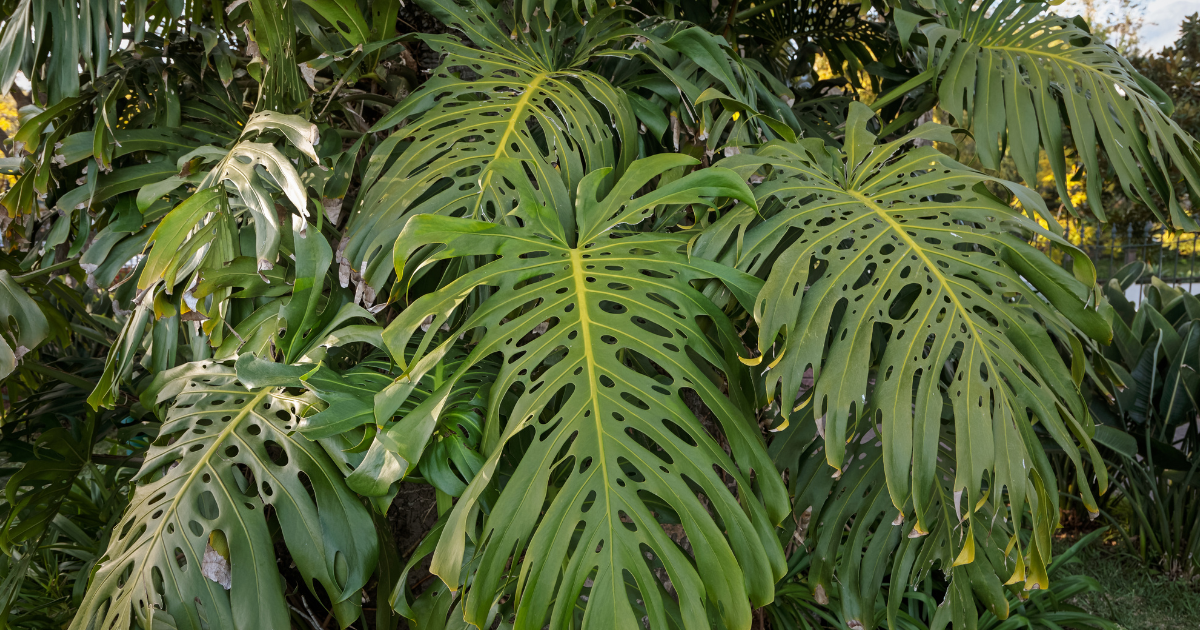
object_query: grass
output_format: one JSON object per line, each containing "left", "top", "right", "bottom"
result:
{"left": 1052, "top": 532, "right": 1200, "bottom": 630}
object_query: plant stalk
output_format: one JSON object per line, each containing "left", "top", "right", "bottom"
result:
{"left": 13, "top": 257, "right": 80, "bottom": 283}
{"left": 735, "top": 0, "right": 788, "bottom": 21}
{"left": 871, "top": 67, "right": 937, "bottom": 112}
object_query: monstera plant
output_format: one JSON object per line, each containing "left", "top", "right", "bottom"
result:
{"left": 0, "top": 0, "right": 1196, "bottom": 629}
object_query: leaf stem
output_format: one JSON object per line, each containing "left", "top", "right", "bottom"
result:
{"left": 91, "top": 454, "right": 146, "bottom": 469}
{"left": 870, "top": 67, "right": 936, "bottom": 112}
{"left": 724, "top": 0, "right": 742, "bottom": 41}
{"left": 735, "top": 0, "right": 787, "bottom": 21}
{"left": 13, "top": 257, "right": 80, "bottom": 283}
{"left": 22, "top": 363, "right": 96, "bottom": 391}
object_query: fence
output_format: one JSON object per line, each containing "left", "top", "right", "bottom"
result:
{"left": 1032, "top": 221, "right": 1200, "bottom": 303}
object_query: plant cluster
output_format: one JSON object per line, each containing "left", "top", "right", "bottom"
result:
{"left": 1059, "top": 262, "right": 1200, "bottom": 580}
{"left": 0, "top": 1, "right": 1197, "bottom": 629}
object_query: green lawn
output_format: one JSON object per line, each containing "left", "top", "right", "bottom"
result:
{"left": 1054, "top": 534, "right": 1200, "bottom": 630}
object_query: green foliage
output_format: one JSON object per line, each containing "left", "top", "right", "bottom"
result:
{"left": 0, "top": 303, "right": 143, "bottom": 629}
{"left": 702, "top": 104, "right": 1108, "bottom": 578}
{"left": 898, "top": 0, "right": 1200, "bottom": 227}
{"left": 1091, "top": 12, "right": 1200, "bottom": 226}
{"left": 296, "top": 345, "right": 498, "bottom": 509}
{"left": 342, "top": 0, "right": 639, "bottom": 294}
{"left": 1134, "top": 13, "right": 1200, "bottom": 143}
{"left": 738, "top": 0, "right": 891, "bottom": 92}
{"left": 763, "top": 526, "right": 1122, "bottom": 630}
{"left": 1080, "top": 263, "right": 1200, "bottom": 578}
{"left": 0, "top": 0, "right": 1194, "bottom": 629}
{"left": 72, "top": 363, "right": 377, "bottom": 630}
{"left": 383, "top": 156, "right": 785, "bottom": 629}
{"left": 0, "top": 269, "right": 48, "bottom": 378}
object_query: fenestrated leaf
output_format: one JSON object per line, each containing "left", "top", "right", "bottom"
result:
{"left": 379, "top": 155, "right": 786, "bottom": 630}
{"left": 233, "top": 352, "right": 312, "bottom": 389}
{"left": 116, "top": 121, "right": 326, "bottom": 376}
{"left": 139, "top": 187, "right": 225, "bottom": 291}
{"left": 239, "top": 111, "right": 321, "bottom": 163}
{"left": 136, "top": 113, "right": 319, "bottom": 290}
{"left": 340, "top": 0, "right": 637, "bottom": 295}
{"left": 72, "top": 366, "right": 377, "bottom": 630}
{"left": 916, "top": 0, "right": 1200, "bottom": 226}
{"left": 770, "top": 409, "right": 1021, "bottom": 630}
{"left": 298, "top": 0, "right": 371, "bottom": 46}
{"left": 698, "top": 103, "right": 1108, "bottom": 573}
{"left": 196, "top": 140, "right": 312, "bottom": 272}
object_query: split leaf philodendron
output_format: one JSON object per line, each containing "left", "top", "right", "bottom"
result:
{"left": 381, "top": 155, "right": 785, "bottom": 629}
{"left": 0, "top": 0, "right": 1189, "bottom": 629}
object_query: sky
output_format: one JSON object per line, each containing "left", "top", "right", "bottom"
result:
{"left": 1058, "top": 0, "right": 1198, "bottom": 53}
{"left": 1137, "top": 0, "right": 1196, "bottom": 52}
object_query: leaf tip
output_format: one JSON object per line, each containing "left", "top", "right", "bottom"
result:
{"left": 738, "top": 353, "right": 762, "bottom": 366}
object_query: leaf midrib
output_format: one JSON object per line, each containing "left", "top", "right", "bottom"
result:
{"left": 945, "top": 5, "right": 1148, "bottom": 123}
{"left": 967, "top": 34, "right": 1150, "bottom": 106}
{"left": 566, "top": 245, "right": 620, "bottom": 611}
{"left": 142, "top": 387, "right": 273, "bottom": 576}
{"left": 471, "top": 73, "right": 548, "bottom": 219}
{"left": 847, "top": 189, "right": 1012, "bottom": 453}
{"left": 847, "top": 191, "right": 978, "bottom": 342}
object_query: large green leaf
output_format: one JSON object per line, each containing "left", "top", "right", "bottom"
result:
{"left": 180, "top": 111, "right": 319, "bottom": 275}
{"left": 132, "top": 111, "right": 317, "bottom": 295}
{"left": 248, "top": 0, "right": 307, "bottom": 111}
{"left": 0, "top": 271, "right": 49, "bottom": 379}
{"left": 698, "top": 102, "right": 1108, "bottom": 575}
{"left": 299, "top": 0, "right": 372, "bottom": 46}
{"left": 770, "top": 405, "right": 1046, "bottom": 630}
{"left": 378, "top": 155, "right": 786, "bottom": 630}
{"left": 0, "top": 0, "right": 31, "bottom": 94}
{"left": 340, "top": 0, "right": 637, "bottom": 296}
{"left": 914, "top": 0, "right": 1200, "bottom": 226}
{"left": 79, "top": 111, "right": 328, "bottom": 406}
{"left": 72, "top": 366, "right": 377, "bottom": 630}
